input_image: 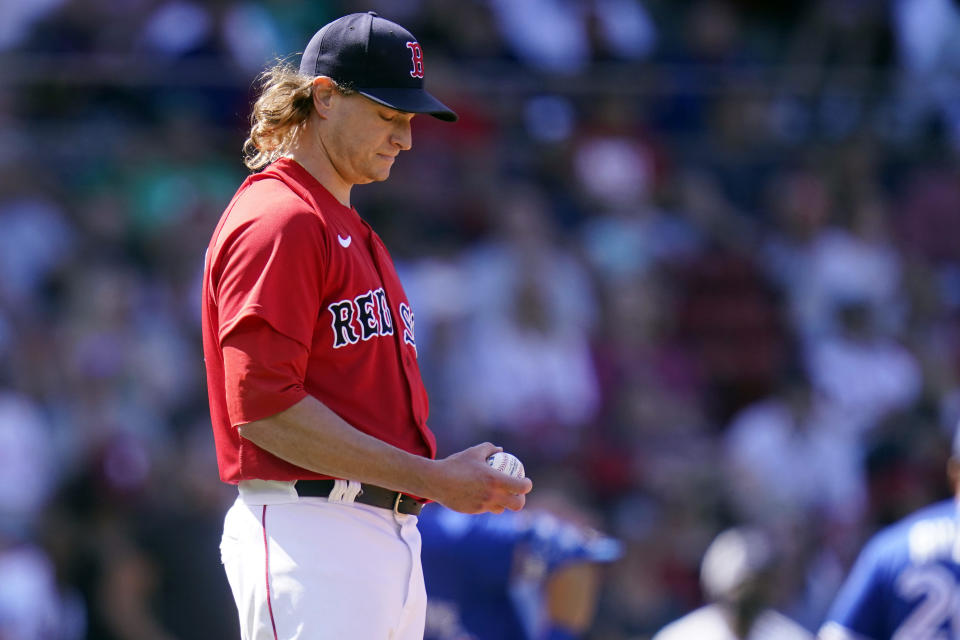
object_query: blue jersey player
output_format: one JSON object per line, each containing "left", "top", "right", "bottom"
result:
{"left": 419, "top": 504, "right": 622, "bottom": 640}
{"left": 818, "top": 430, "right": 960, "bottom": 640}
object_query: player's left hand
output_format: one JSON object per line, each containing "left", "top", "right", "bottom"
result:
{"left": 428, "top": 443, "right": 532, "bottom": 514}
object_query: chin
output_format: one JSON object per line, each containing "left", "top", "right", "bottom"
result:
{"left": 354, "top": 171, "right": 388, "bottom": 185}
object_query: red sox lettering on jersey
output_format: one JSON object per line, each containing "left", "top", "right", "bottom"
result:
{"left": 328, "top": 290, "right": 417, "bottom": 355}
{"left": 329, "top": 288, "right": 395, "bottom": 347}
{"left": 399, "top": 303, "right": 416, "bottom": 354}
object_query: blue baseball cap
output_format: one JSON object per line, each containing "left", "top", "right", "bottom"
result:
{"left": 299, "top": 12, "right": 457, "bottom": 122}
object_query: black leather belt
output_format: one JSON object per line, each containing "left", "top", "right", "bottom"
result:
{"left": 295, "top": 479, "right": 424, "bottom": 516}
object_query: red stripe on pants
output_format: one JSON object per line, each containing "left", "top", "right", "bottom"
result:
{"left": 262, "top": 505, "right": 279, "bottom": 640}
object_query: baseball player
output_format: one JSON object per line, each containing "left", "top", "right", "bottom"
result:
{"left": 419, "top": 504, "right": 622, "bottom": 640}
{"left": 201, "top": 12, "right": 532, "bottom": 640}
{"left": 817, "top": 426, "right": 960, "bottom": 640}
{"left": 652, "top": 527, "right": 813, "bottom": 640}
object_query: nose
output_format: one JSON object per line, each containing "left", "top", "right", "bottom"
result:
{"left": 392, "top": 118, "right": 412, "bottom": 151}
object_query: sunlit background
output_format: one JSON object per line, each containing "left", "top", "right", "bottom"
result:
{"left": 1, "top": 0, "right": 959, "bottom": 638}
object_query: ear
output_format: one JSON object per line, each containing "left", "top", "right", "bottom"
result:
{"left": 311, "top": 76, "right": 336, "bottom": 118}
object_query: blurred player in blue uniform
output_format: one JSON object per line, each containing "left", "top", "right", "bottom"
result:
{"left": 419, "top": 503, "right": 622, "bottom": 640}
{"left": 818, "top": 426, "right": 960, "bottom": 640}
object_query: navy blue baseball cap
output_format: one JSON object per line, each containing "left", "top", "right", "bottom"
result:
{"left": 299, "top": 12, "right": 457, "bottom": 122}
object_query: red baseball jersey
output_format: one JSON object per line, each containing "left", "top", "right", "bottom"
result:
{"left": 202, "top": 157, "right": 436, "bottom": 483}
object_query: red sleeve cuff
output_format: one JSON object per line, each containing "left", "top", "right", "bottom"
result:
{"left": 222, "top": 316, "right": 310, "bottom": 426}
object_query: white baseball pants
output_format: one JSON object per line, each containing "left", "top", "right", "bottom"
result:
{"left": 220, "top": 480, "right": 426, "bottom": 640}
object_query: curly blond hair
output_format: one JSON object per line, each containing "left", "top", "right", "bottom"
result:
{"left": 242, "top": 61, "right": 354, "bottom": 171}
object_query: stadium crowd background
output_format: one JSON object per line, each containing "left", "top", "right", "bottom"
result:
{"left": 1, "top": 0, "right": 959, "bottom": 638}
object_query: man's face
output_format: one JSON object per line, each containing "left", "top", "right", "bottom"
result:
{"left": 320, "top": 92, "right": 415, "bottom": 186}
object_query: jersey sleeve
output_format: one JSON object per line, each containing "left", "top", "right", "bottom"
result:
{"left": 222, "top": 316, "right": 310, "bottom": 426}
{"left": 213, "top": 202, "right": 325, "bottom": 350}
{"left": 820, "top": 536, "right": 891, "bottom": 640}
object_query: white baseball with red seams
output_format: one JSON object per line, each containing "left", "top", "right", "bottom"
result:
{"left": 486, "top": 452, "right": 525, "bottom": 479}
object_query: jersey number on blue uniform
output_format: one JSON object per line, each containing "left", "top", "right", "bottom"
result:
{"left": 893, "top": 565, "right": 958, "bottom": 640}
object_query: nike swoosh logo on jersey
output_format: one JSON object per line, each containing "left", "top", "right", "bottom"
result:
{"left": 338, "top": 234, "right": 352, "bottom": 248}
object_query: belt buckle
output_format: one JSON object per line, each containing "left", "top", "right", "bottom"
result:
{"left": 393, "top": 492, "right": 403, "bottom": 515}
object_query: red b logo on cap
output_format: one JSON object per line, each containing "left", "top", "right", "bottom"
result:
{"left": 406, "top": 41, "right": 424, "bottom": 78}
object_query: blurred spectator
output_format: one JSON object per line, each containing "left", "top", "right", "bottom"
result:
{"left": 0, "top": 389, "right": 76, "bottom": 639}
{"left": 219, "top": 2, "right": 287, "bottom": 73}
{"left": 722, "top": 366, "right": 866, "bottom": 528}
{"left": 778, "top": 0, "right": 891, "bottom": 141}
{"left": 790, "top": 192, "right": 906, "bottom": 341}
{"left": 575, "top": 97, "right": 701, "bottom": 283}
{"left": 889, "top": 0, "right": 960, "bottom": 147}
{"left": 652, "top": 526, "right": 814, "bottom": 640}
{"left": 0, "top": 390, "right": 57, "bottom": 533}
{"left": 446, "top": 181, "right": 601, "bottom": 454}
{"left": 487, "top": 0, "right": 656, "bottom": 73}
{"left": 0, "top": 0, "right": 65, "bottom": 50}
{"left": 0, "top": 540, "right": 82, "bottom": 640}
{"left": 138, "top": 1, "right": 214, "bottom": 58}
{"left": 40, "top": 448, "right": 176, "bottom": 640}
{"left": 0, "top": 190, "right": 75, "bottom": 314}
{"left": 488, "top": 0, "right": 591, "bottom": 73}
{"left": 586, "top": 270, "right": 709, "bottom": 504}
{"left": 895, "top": 163, "right": 960, "bottom": 274}
{"left": 673, "top": 208, "right": 787, "bottom": 421}
{"left": 805, "top": 298, "right": 922, "bottom": 438}
{"left": 761, "top": 167, "right": 834, "bottom": 331}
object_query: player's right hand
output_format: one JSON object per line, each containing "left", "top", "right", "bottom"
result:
{"left": 430, "top": 443, "right": 532, "bottom": 515}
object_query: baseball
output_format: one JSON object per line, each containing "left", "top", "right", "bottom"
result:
{"left": 486, "top": 452, "right": 525, "bottom": 479}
